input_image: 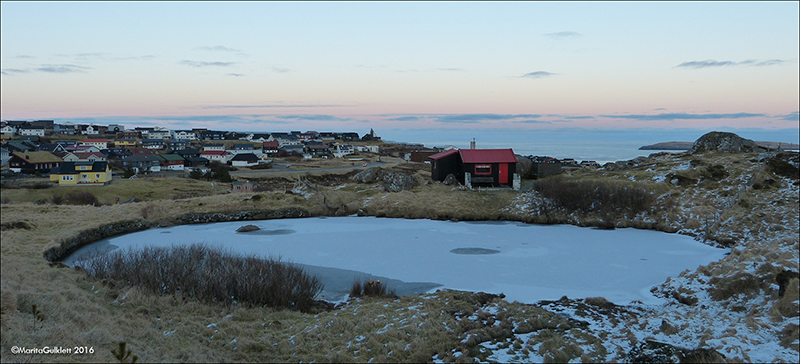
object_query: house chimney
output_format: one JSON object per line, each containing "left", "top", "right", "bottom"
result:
{"left": 470, "top": 138, "right": 476, "bottom": 149}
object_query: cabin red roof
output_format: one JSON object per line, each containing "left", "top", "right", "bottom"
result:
{"left": 428, "top": 149, "right": 459, "bottom": 160}
{"left": 458, "top": 149, "right": 518, "bottom": 164}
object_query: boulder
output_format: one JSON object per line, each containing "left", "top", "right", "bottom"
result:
{"left": 236, "top": 224, "right": 260, "bottom": 232}
{"left": 352, "top": 168, "right": 381, "bottom": 183}
{"left": 515, "top": 155, "right": 533, "bottom": 179}
{"left": 352, "top": 167, "right": 418, "bottom": 192}
{"left": 442, "top": 173, "right": 459, "bottom": 186}
{"left": 382, "top": 171, "right": 419, "bottom": 192}
{"left": 689, "top": 131, "right": 765, "bottom": 154}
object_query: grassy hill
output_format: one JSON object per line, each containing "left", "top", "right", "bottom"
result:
{"left": 1, "top": 149, "right": 797, "bottom": 362}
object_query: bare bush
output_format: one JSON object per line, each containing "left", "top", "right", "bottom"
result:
{"left": 64, "top": 191, "right": 100, "bottom": 206}
{"left": 533, "top": 177, "right": 654, "bottom": 217}
{"left": 78, "top": 245, "right": 323, "bottom": 312}
{"left": 350, "top": 279, "right": 397, "bottom": 298}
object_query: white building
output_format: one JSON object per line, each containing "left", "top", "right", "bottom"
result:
{"left": 173, "top": 130, "right": 198, "bottom": 140}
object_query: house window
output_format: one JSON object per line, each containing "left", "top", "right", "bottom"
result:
{"left": 95, "top": 174, "right": 101, "bottom": 179}
{"left": 475, "top": 164, "right": 492, "bottom": 175}
{"left": 81, "top": 174, "right": 88, "bottom": 179}
{"left": 62, "top": 175, "right": 74, "bottom": 181}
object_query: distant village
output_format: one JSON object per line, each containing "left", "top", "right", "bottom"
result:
{"left": 0, "top": 119, "right": 596, "bottom": 190}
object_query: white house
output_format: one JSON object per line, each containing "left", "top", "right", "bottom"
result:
{"left": 200, "top": 150, "right": 233, "bottom": 163}
{"left": 355, "top": 145, "right": 380, "bottom": 153}
{"left": 173, "top": 130, "right": 198, "bottom": 140}
{"left": 203, "top": 143, "right": 225, "bottom": 151}
{"left": 331, "top": 144, "right": 355, "bottom": 158}
{"left": 81, "top": 124, "right": 100, "bottom": 135}
{"left": 81, "top": 139, "right": 108, "bottom": 150}
{"left": 148, "top": 127, "right": 172, "bottom": 139}
{"left": 19, "top": 126, "right": 45, "bottom": 137}
{"left": 1, "top": 124, "right": 17, "bottom": 136}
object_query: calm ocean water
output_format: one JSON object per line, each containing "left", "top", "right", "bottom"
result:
{"left": 396, "top": 139, "right": 682, "bottom": 165}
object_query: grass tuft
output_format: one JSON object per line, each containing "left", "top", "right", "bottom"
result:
{"left": 349, "top": 279, "right": 397, "bottom": 298}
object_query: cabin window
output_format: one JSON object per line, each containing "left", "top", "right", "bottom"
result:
{"left": 475, "top": 164, "right": 492, "bottom": 175}
{"left": 95, "top": 174, "right": 101, "bottom": 179}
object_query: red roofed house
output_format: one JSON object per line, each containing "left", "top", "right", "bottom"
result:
{"left": 428, "top": 148, "right": 518, "bottom": 189}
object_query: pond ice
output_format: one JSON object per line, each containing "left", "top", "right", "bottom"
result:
{"left": 65, "top": 217, "right": 726, "bottom": 304}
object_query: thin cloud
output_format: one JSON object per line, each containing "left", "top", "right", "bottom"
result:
{"left": 195, "top": 45, "right": 247, "bottom": 56}
{"left": 435, "top": 114, "right": 543, "bottom": 123}
{"left": 199, "top": 104, "right": 345, "bottom": 109}
{"left": 676, "top": 60, "right": 736, "bottom": 69}
{"left": 545, "top": 31, "right": 581, "bottom": 38}
{"left": 112, "top": 55, "right": 156, "bottom": 61}
{"left": 226, "top": 73, "right": 245, "bottom": 77}
{"left": 277, "top": 115, "right": 351, "bottom": 121}
{"left": 179, "top": 60, "right": 236, "bottom": 68}
{"left": 75, "top": 52, "right": 107, "bottom": 58}
{"left": 754, "top": 59, "right": 788, "bottom": 66}
{"left": 386, "top": 116, "right": 423, "bottom": 122}
{"left": 601, "top": 112, "right": 767, "bottom": 121}
{"left": 272, "top": 67, "right": 291, "bottom": 73}
{"left": 778, "top": 111, "right": 799, "bottom": 121}
{"left": 521, "top": 71, "right": 557, "bottom": 79}
{"left": 35, "top": 64, "right": 90, "bottom": 73}
{"left": 1, "top": 68, "right": 30, "bottom": 75}
{"left": 676, "top": 59, "right": 789, "bottom": 69}
{"left": 436, "top": 68, "right": 466, "bottom": 72}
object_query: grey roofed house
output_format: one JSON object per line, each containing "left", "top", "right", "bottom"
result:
{"left": 36, "top": 143, "right": 67, "bottom": 153}
{"left": 18, "top": 135, "right": 41, "bottom": 143}
{"left": 174, "top": 148, "right": 201, "bottom": 158}
{"left": 185, "top": 156, "right": 210, "bottom": 167}
{"left": 122, "top": 154, "right": 162, "bottom": 168}
{"left": 231, "top": 153, "right": 259, "bottom": 162}
{"left": 233, "top": 143, "right": 255, "bottom": 150}
{"left": 281, "top": 144, "right": 304, "bottom": 154}
{"left": 3, "top": 141, "right": 37, "bottom": 153}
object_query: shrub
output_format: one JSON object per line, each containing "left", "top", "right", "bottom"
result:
{"left": 64, "top": 191, "right": 100, "bottom": 206}
{"left": 24, "top": 182, "right": 51, "bottom": 190}
{"left": 533, "top": 177, "right": 654, "bottom": 217}
{"left": 349, "top": 279, "right": 397, "bottom": 298}
{"left": 188, "top": 168, "right": 204, "bottom": 180}
{"left": 51, "top": 194, "right": 64, "bottom": 205}
{"left": 78, "top": 245, "right": 323, "bottom": 312}
{"left": 709, "top": 273, "right": 761, "bottom": 301}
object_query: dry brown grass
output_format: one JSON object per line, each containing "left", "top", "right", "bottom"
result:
{"left": 1, "top": 150, "right": 797, "bottom": 362}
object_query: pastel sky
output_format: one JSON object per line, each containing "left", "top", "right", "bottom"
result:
{"left": 1, "top": 2, "right": 798, "bottom": 143}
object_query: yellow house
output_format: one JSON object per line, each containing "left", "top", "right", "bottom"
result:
{"left": 51, "top": 161, "right": 112, "bottom": 185}
{"left": 114, "top": 139, "right": 138, "bottom": 147}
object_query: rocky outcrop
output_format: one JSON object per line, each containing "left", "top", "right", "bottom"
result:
{"left": 43, "top": 208, "right": 311, "bottom": 262}
{"left": 352, "top": 167, "right": 419, "bottom": 192}
{"left": 236, "top": 224, "right": 261, "bottom": 232}
{"left": 43, "top": 219, "right": 151, "bottom": 262}
{"left": 179, "top": 208, "right": 310, "bottom": 224}
{"left": 689, "top": 132, "right": 765, "bottom": 154}
{"left": 443, "top": 174, "right": 459, "bottom": 186}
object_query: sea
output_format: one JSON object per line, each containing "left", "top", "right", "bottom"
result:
{"left": 379, "top": 128, "right": 799, "bottom": 165}
{"left": 387, "top": 138, "right": 682, "bottom": 166}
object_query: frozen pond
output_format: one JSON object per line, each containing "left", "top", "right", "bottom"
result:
{"left": 64, "top": 217, "right": 727, "bottom": 304}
